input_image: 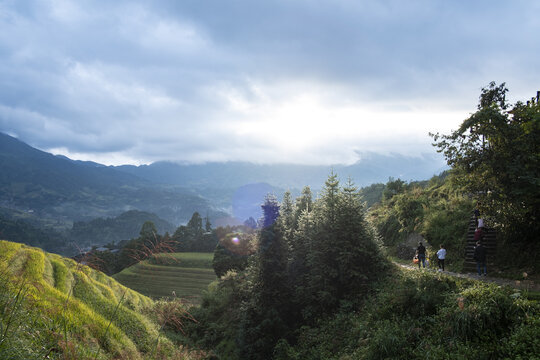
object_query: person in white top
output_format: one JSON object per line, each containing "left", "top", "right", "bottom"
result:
{"left": 436, "top": 244, "right": 447, "bottom": 272}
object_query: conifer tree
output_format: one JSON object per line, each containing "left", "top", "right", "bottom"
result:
{"left": 305, "top": 173, "right": 342, "bottom": 313}
{"left": 279, "top": 191, "right": 295, "bottom": 255}
{"left": 240, "top": 194, "right": 291, "bottom": 359}
{"left": 335, "top": 178, "right": 384, "bottom": 299}
{"left": 299, "top": 174, "right": 387, "bottom": 318}
{"left": 295, "top": 186, "right": 313, "bottom": 219}
{"left": 204, "top": 214, "right": 212, "bottom": 232}
{"left": 187, "top": 212, "right": 204, "bottom": 237}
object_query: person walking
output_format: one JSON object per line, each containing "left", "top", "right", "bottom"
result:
{"left": 436, "top": 244, "right": 446, "bottom": 272}
{"left": 416, "top": 242, "right": 427, "bottom": 269}
{"left": 474, "top": 204, "right": 480, "bottom": 228}
{"left": 473, "top": 241, "right": 487, "bottom": 276}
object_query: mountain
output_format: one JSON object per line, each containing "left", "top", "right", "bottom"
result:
{"left": 0, "top": 208, "right": 69, "bottom": 254}
{"left": 0, "top": 132, "right": 447, "bottom": 232}
{"left": 116, "top": 153, "right": 447, "bottom": 191}
{"left": 69, "top": 210, "right": 176, "bottom": 248}
{"left": 0, "top": 132, "right": 224, "bottom": 227}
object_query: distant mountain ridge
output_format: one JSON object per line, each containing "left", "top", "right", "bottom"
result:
{"left": 0, "top": 132, "right": 223, "bottom": 227}
{"left": 0, "top": 132, "right": 447, "bottom": 231}
{"left": 116, "top": 153, "right": 447, "bottom": 190}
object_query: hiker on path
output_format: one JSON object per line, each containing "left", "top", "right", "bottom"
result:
{"left": 473, "top": 241, "right": 487, "bottom": 276}
{"left": 436, "top": 244, "right": 446, "bottom": 272}
{"left": 474, "top": 226, "right": 484, "bottom": 242}
{"left": 416, "top": 242, "right": 427, "bottom": 269}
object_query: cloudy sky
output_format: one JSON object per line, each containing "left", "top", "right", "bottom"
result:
{"left": 1, "top": 0, "right": 539, "bottom": 166}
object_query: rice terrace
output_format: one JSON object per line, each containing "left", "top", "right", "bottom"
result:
{"left": 113, "top": 253, "right": 216, "bottom": 302}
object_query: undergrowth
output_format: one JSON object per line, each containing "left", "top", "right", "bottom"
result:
{"left": 285, "top": 265, "right": 539, "bottom": 359}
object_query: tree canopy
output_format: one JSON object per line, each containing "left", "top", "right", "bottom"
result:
{"left": 432, "top": 82, "right": 539, "bottom": 261}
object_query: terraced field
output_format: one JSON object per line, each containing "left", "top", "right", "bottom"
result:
{"left": 0, "top": 240, "right": 169, "bottom": 359}
{"left": 113, "top": 252, "right": 216, "bottom": 302}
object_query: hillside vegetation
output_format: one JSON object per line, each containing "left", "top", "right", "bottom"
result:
{"left": 0, "top": 240, "right": 198, "bottom": 359}
{"left": 69, "top": 210, "right": 176, "bottom": 249}
{"left": 370, "top": 172, "right": 473, "bottom": 272}
{"left": 177, "top": 175, "right": 539, "bottom": 359}
{"left": 0, "top": 132, "right": 223, "bottom": 228}
{"left": 271, "top": 266, "right": 539, "bottom": 359}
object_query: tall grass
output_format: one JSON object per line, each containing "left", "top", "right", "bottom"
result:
{"left": 0, "top": 240, "right": 204, "bottom": 359}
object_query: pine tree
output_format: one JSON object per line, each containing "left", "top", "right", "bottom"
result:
{"left": 299, "top": 174, "right": 387, "bottom": 318}
{"left": 187, "top": 212, "right": 204, "bottom": 238}
{"left": 204, "top": 214, "right": 212, "bottom": 232}
{"left": 335, "top": 178, "right": 384, "bottom": 299}
{"left": 240, "top": 194, "right": 291, "bottom": 359}
{"left": 279, "top": 191, "right": 295, "bottom": 254}
{"left": 302, "top": 173, "right": 342, "bottom": 316}
{"left": 295, "top": 186, "right": 313, "bottom": 219}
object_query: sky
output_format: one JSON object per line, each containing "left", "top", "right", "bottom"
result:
{"left": 0, "top": 0, "right": 539, "bottom": 166}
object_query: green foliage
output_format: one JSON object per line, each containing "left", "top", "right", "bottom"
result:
{"left": 181, "top": 174, "right": 389, "bottom": 359}
{"left": 432, "top": 83, "right": 540, "bottom": 271}
{"left": 69, "top": 210, "right": 175, "bottom": 248}
{"left": 289, "top": 266, "right": 540, "bottom": 360}
{"left": 0, "top": 211, "right": 69, "bottom": 254}
{"left": 181, "top": 272, "right": 246, "bottom": 360}
{"left": 173, "top": 212, "right": 218, "bottom": 252}
{"left": 176, "top": 171, "right": 539, "bottom": 359}
{"left": 295, "top": 175, "right": 388, "bottom": 320}
{"left": 370, "top": 173, "right": 472, "bottom": 271}
{"left": 359, "top": 182, "right": 385, "bottom": 208}
{"left": 240, "top": 194, "right": 291, "bottom": 359}
{"left": 212, "top": 232, "right": 254, "bottom": 277}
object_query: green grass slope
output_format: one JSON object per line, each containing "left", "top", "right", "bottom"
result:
{"left": 0, "top": 240, "right": 195, "bottom": 360}
{"left": 113, "top": 253, "right": 216, "bottom": 301}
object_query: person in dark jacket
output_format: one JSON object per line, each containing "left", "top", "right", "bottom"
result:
{"left": 473, "top": 241, "right": 487, "bottom": 276}
{"left": 416, "top": 242, "right": 427, "bottom": 269}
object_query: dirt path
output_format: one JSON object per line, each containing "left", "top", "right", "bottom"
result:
{"left": 396, "top": 263, "right": 540, "bottom": 292}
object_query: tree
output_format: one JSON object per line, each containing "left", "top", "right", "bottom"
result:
{"left": 432, "top": 82, "right": 540, "bottom": 266}
{"left": 187, "top": 212, "right": 204, "bottom": 238}
{"left": 204, "top": 214, "right": 212, "bottom": 232}
{"left": 243, "top": 216, "right": 257, "bottom": 229}
{"left": 294, "top": 186, "right": 313, "bottom": 220}
{"left": 139, "top": 220, "right": 157, "bottom": 240}
{"left": 240, "top": 194, "right": 291, "bottom": 359}
{"left": 382, "top": 177, "right": 406, "bottom": 202}
{"left": 173, "top": 212, "right": 218, "bottom": 252}
{"left": 212, "top": 233, "right": 253, "bottom": 277}
{"left": 298, "top": 174, "right": 387, "bottom": 319}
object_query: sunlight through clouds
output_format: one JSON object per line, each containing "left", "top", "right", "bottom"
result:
{"left": 0, "top": 0, "right": 538, "bottom": 165}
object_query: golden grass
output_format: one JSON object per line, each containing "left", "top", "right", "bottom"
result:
{"left": 0, "top": 240, "right": 171, "bottom": 359}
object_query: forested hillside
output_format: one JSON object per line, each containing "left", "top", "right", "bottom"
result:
{"left": 69, "top": 210, "right": 176, "bottom": 248}
{"left": 432, "top": 83, "right": 539, "bottom": 273}
{"left": 180, "top": 175, "right": 390, "bottom": 358}
{"left": 175, "top": 174, "right": 539, "bottom": 359}
{"left": 369, "top": 172, "right": 473, "bottom": 271}
{"left": 366, "top": 84, "right": 539, "bottom": 275}
{"left": 0, "top": 132, "right": 223, "bottom": 227}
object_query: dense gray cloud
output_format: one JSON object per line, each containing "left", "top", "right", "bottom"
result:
{"left": 0, "top": 0, "right": 538, "bottom": 165}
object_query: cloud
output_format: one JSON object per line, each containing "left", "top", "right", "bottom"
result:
{"left": 0, "top": 0, "right": 538, "bottom": 165}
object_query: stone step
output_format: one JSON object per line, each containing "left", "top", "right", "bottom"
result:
{"left": 464, "top": 216, "right": 497, "bottom": 269}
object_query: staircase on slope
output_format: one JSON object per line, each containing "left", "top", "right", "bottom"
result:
{"left": 464, "top": 214, "right": 497, "bottom": 273}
